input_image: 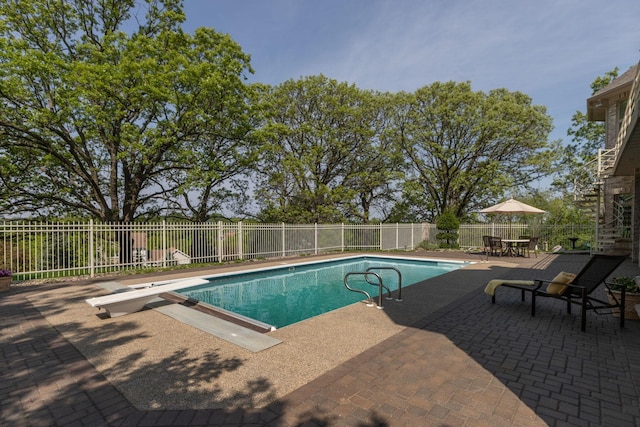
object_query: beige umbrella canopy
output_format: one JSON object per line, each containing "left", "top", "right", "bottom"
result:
{"left": 479, "top": 198, "right": 545, "bottom": 239}
{"left": 479, "top": 198, "right": 545, "bottom": 214}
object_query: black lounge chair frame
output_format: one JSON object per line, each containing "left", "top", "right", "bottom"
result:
{"left": 491, "top": 253, "right": 629, "bottom": 331}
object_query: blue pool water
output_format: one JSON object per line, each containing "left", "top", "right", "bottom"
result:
{"left": 177, "top": 256, "right": 466, "bottom": 328}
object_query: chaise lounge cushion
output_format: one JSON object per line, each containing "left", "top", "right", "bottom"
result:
{"left": 484, "top": 279, "right": 535, "bottom": 296}
{"left": 544, "top": 271, "right": 576, "bottom": 295}
{"left": 484, "top": 271, "right": 577, "bottom": 297}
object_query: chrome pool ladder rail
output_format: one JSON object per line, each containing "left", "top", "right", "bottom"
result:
{"left": 365, "top": 266, "right": 403, "bottom": 301}
{"left": 363, "top": 271, "right": 393, "bottom": 301}
{"left": 343, "top": 271, "right": 385, "bottom": 309}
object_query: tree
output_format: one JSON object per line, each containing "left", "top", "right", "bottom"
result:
{"left": 158, "top": 82, "right": 266, "bottom": 223}
{"left": 391, "top": 81, "right": 559, "bottom": 221}
{"left": 255, "top": 75, "right": 402, "bottom": 223}
{"left": 0, "top": 0, "right": 254, "bottom": 222}
{"left": 342, "top": 91, "right": 405, "bottom": 223}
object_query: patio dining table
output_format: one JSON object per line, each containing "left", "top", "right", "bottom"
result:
{"left": 501, "top": 238, "right": 530, "bottom": 257}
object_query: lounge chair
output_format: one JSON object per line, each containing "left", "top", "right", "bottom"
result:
{"left": 485, "top": 253, "right": 629, "bottom": 331}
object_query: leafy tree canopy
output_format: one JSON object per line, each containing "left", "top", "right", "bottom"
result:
{"left": 0, "top": 2, "right": 588, "bottom": 227}
{"left": 255, "top": 75, "right": 403, "bottom": 223}
{"left": 0, "top": 0, "right": 255, "bottom": 222}
{"left": 390, "top": 81, "right": 559, "bottom": 222}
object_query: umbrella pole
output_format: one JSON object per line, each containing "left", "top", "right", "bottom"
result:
{"left": 509, "top": 217, "right": 513, "bottom": 239}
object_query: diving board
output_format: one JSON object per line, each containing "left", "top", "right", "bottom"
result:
{"left": 86, "top": 278, "right": 209, "bottom": 318}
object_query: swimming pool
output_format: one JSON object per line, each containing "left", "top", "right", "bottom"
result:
{"left": 177, "top": 255, "right": 467, "bottom": 329}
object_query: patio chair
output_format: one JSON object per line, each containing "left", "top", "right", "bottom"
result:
{"left": 485, "top": 253, "right": 629, "bottom": 331}
{"left": 519, "top": 236, "right": 538, "bottom": 258}
{"left": 482, "top": 235, "right": 492, "bottom": 258}
{"left": 488, "top": 237, "right": 503, "bottom": 257}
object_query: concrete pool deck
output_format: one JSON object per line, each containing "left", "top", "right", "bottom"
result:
{"left": 2, "top": 251, "right": 640, "bottom": 426}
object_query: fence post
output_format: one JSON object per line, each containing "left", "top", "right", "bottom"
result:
{"left": 218, "top": 221, "right": 224, "bottom": 263}
{"left": 238, "top": 221, "right": 243, "bottom": 260}
{"left": 411, "top": 223, "right": 414, "bottom": 249}
{"left": 89, "top": 219, "right": 94, "bottom": 278}
{"left": 341, "top": 223, "right": 345, "bottom": 252}
{"left": 314, "top": 223, "right": 318, "bottom": 255}
{"left": 162, "top": 220, "right": 167, "bottom": 268}
{"left": 280, "top": 222, "right": 285, "bottom": 258}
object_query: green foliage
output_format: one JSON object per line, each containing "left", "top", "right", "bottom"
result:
{"left": 417, "top": 240, "right": 440, "bottom": 251}
{"left": 386, "top": 179, "right": 426, "bottom": 223}
{"left": 609, "top": 276, "right": 640, "bottom": 293}
{"left": 0, "top": 2, "right": 597, "bottom": 225}
{"left": 436, "top": 209, "right": 460, "bottom": 230}
{"left": 255, "top": 75, "right": 403, "bottom": 223}
{"left": 435, "top": 209, "right": 460, "bottom": 248}
{"left": 590, "top": 68, "right": 620, "bottom": 95}
{"left": 391, "top": 82, "right": 558, "bottom": 221}
{"left": 0, "top": 0, "right": 256, "bottom": 222}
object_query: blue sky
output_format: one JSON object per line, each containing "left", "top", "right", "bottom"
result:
{"left": 182, "top": 0, "right": 639, "bottom": 187}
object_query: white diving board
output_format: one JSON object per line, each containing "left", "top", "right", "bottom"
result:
{"left": 86, "top": 278, "right": 209, "bottom": 318}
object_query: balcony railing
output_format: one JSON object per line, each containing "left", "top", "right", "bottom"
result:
{"left": 598, "top": 59, "right": 640, "bottom": 177}
{"left": 597, "top": 147, "right": 617, "bottom": 178}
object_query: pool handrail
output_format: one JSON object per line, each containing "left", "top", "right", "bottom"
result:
{"left": 344, "top": 271, "right": 385, "bottom": 309}
{"left": 365, "top": 266, "right": 403, "bottom": 301}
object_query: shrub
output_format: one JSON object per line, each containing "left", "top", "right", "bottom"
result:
{"left": 435, "top": 209, "right": 460, "bottom": 249}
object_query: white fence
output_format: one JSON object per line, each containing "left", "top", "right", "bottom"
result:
{"left": 456, "top": 223, "right": 595, "bottom": 253}
{"left": 0, "top": 221, "right": 594, "bottom": 280}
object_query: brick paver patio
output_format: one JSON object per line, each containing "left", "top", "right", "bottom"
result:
{"left": 1, "top": 252, "right": 640, "bottom": 426}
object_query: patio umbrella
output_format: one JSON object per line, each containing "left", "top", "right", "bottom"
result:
{"left": 479, "top": 198, "right": 545, "bottom": 238}
{"left": 478, "top": 198, "right": 545, "bottom": 215}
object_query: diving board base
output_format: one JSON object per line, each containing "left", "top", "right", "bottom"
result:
{"left": 99, "top": 297, "right": 153, "bottom": 318}
{"left": 155, "top": 304, "right": 282, "bottom": 352}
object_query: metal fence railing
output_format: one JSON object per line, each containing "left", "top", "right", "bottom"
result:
{"left": 0, "top": 221, "right": 594, "bottom": 280}
{"left": 453, "top": 223, "right": 595, "bottom": 253}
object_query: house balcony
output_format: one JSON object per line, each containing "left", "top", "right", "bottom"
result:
{"left": 601, "top": 62, "right": 640, "bottom": 178}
